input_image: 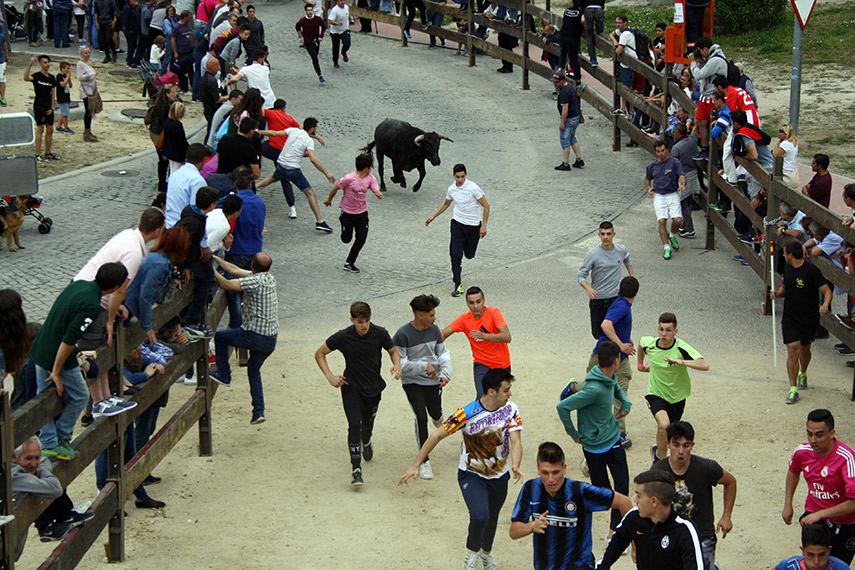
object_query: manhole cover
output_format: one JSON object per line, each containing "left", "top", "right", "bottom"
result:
{"left": 108, "top": 70, "right": 139, "bottom": 77}
{"left": 122, "top": 109, "right": 149, "bottom": 119}
{"left": 100, "top": 169, "right": 140, "bottom": 177}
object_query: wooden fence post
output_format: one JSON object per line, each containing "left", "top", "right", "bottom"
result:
{"left": 106, "top": 325, "right": 126, "bottom": 562}
{"left": 611, "top": 55, "right": 620, "bottom": 151}
{"left": 662, "top": 63, "right": 672, "bottom": 146}
{"left": 467, "top": 0, "right": 475, "bottom": 67}
{"left": 521, "top": 0, "right": 529, "bottom": 90}
{"left": 705, "top": 137, "right": 718, "bottom": 250}
{"left": 0, "top": 393, "right": 13, "bottom": 570}
{"left": 400, "top": 4, "right": 407, "bottom": 46}
{"left": 197, "top": 351, "right": 213, "bottom": 457}
{"left": 763, "top": 156, "right": 784, "bottom": 315}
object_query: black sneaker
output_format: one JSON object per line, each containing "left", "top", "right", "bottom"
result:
{"left": 362, "top": 440, "right": 373, "bottom": 462}
{"left": 66, "top": 510, "right": 94, "bottom": 528}
{"left": 351, "top": 468, "right": 364, "bottom": 486}
{"left": 554, "top": 162, "right": 571, "bottom": 171}
{"left": 135, "top": 497, "right": 166, "bottom": 509}
{"left": 451, "top": 284, "right": 464, "bottom": 297}
{"left": 572, "top": 159, "right": 585, "bottom": 169}
{"left": 80, "top": 413, "right": 94, "bottom": 427}
{"left": 650, "top": 444, "right": 659, "bottom": 467}
{"left": 39, "top": 521, "right": 71, "bottom": 542}
{"left": 251, "top": 412, "right": 265, "bottom": 425}
{"left": 210, "top": 372, "right": 231, "bottom": 388}
{"left": 142, "top": 474, "right": 162, "bottom": 486}
{"left": 343, "top": 262, "right": 360, "bottom": 273}
{"left": 315, "top": 221, "right": 333, "bottom": 233}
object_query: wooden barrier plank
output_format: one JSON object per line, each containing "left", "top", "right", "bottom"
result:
{"left": 614, "top": 83, "right": 662, "bottom": 123}
{"left": 36, "top": 484, "right": 117, "bottom": 570}
{"left": 711, "top": 171, "right": 765, "bottom": 229}
{"left": 708, "top": 209, "right": 766, "bottom": 276}
{"left": 124, "top": 393, "right": 206, "bottom": 493}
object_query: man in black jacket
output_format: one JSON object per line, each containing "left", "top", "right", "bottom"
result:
{"left": 597, "top": 469, "right": 703, "bottom": 569}
{"left": 177, "top": 186, "right": 218, "bottom": 338}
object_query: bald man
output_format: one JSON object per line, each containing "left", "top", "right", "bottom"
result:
{"left": 210, "top": 252, "right": 279, "bottom": 425}
{"left": 200, "top": 57, "right": 227, "bottom": 139}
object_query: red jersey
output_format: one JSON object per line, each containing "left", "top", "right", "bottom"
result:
{"left": 449, "top": 306, "right": 511, "bottom": 369}
{"left": 789, "top": 439, "right": 855, "bottom": 524}
{"left": 263, "top": 109, "right": 299, "bottom": 150}
{"left": 725, "top": 85, "right": 759, "bottom": 126}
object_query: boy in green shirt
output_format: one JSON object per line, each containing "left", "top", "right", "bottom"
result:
{"left": 637, "top": 312, "right": 709, "bottom": 464}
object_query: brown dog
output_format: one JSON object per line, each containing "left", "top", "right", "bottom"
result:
{"left": 1, "top": 196, "right": 36, "bottom": 252}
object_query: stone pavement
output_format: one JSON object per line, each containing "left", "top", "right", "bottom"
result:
{"left": 1, "top": 0, "right": 655, "bottom": 322}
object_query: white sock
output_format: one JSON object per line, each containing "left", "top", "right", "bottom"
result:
{"left": 664, "top": 244, "right": 670, "bottom": 251}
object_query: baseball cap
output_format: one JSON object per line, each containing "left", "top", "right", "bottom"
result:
{"left": 551, "top": 71, "right": 566, "bottom": 83}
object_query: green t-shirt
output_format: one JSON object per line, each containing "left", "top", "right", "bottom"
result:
{"left": 30, "top": 280, "right": 103, "bottom": 371}
{"left": 640, "top": 336, "right": 703, "bottom": 403}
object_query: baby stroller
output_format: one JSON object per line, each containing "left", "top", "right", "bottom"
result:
{"left": 139, "top": 60, "right": 179, "bottom": 99}
{"left": 0, "top": 155, "right": 52, "bottom": 235}
{"left": 4, "top": 5, "right": 27, "bottom": 41}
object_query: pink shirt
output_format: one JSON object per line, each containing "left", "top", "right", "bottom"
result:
{"left": 789, "top": 439, "right": 855, "bottom": 524}
{"left": 73, "top": 229, "right": 147, "bottom": 309}
{"left": 336, "top": 172, "right": 380, "bottom": 215}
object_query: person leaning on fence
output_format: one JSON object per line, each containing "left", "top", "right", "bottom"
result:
{"left": 0, "top": 289, "right": 31, "bottom": 393}
{"left": 730, "top": 109, "right": 773, "bottom": 210}
{"left": 687, "top": 36, "right": 728, "bottom": 160}
{"left": 609, "top": 14, "right": 636, "bottom": 117}
{"left": 773, "top": 124, "right": 800, "bottom": 190}
{"left": 30, "top": 262, "right": 128, "bottom": 461}
{"left": 801, "top": 154, "right": 833, "bottom": 210}
{"left": 12, "top": 436, "right": 95, "bottom": 556}
{"left": 210, "top": 252, "right": 279, "bottom": 425}
{"left": 176, "top": 186, "right": 219, "bottom": 340}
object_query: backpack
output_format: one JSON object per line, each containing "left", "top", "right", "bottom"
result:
{"left": 631, "top": 28, "right": 650, "bottom": 59}
{"left": 712, "top": 54, "right": 741, "bottom": 87}
{"left": 732, "top": 123, "right": 772, "bottom": 157}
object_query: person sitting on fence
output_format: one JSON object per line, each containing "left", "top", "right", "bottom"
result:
{"left": 540, "top": 21, "right": 559, "bottom": 73}
{"left": 557, "top": 0, "right": 584, "bottom": 82}
{"left": 652, "top": 21, "right": 666, "bottom": 72}
{"left": 30, "top": 262, "right": 128, "bottom": 461}
{"left": 122, "top": 344, "right": 167, "bottom": 485}
{"left": 687, "top": 36, "right": 728, "bottom": 160}
{"left": 207, "top": 193, "right": 243, "bottom": 257}
{"left": 735, "top": 62, "right": 758, "bottom": 110}
{"left": 801, "top": 154, "right": 833, "bottom": 210}
{"left": 12, "top": 436, "right": 95, "bottom": 556}
{"left": 730, "top": 109, "right": 773, "bottom": 217}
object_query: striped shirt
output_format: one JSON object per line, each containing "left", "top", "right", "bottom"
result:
{"left": 789, "top": 439, "right": 855, "bottom": 524}
{"left": 238, "top": 272, "right": 278, "bottom": 337}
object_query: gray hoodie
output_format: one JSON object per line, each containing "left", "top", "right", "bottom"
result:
{"left": 12, "top": 457, "right": 63, "bottom": 560}
{"left": 690, "top": 44, "right": 728, "bottom": 97}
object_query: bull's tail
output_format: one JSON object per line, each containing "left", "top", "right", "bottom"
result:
{"left": 361, "top": 141, "right": 376, "bottom": 156}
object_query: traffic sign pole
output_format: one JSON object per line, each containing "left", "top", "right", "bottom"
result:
{"left": 789, "top": 15, "right": 803, "bottom": 132}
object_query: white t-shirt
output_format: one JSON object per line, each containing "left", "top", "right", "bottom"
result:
{"left": 447, "top": 179, "right": 485, "bottom": 226}
{"left": 277, "top": 128, "right": 314, "bottom": 169}
{"left": 150, "top": 44, "right": 165, "bottom": 67}
{"left": 206, "top": 209, "right": 232, "bottom": 253}
{"left": 328, "top": 4, "right": 350, "bottom": 34}
{"left": 618, "top": 29, "right": 636, "bottom": 69}
{"left": 778, "top": 140, "right": 798, "bottom": 175}
{"left": 240, "top": 63, "right": 275, "bottom": 109}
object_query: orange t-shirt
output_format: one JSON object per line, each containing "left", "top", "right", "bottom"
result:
{"left": 449, "top": 306, "right": 511, "bottom": 368}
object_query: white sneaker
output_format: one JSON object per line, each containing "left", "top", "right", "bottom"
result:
{"left": 106, "top": 396, "right": 137, "bottom": 410}
{"left": 92, "top": 400, "right": 126, "bottom": 419}
{"left": 463, "top": 550, "right": 479, "bottom": 569}
{"left": 419, "top": 460, "right": 434, "bottom": 480}
{"left": 480, "top": 552, "right": 498, "bottom": 570}
{"left": 288, "top": 205, "right": 297, "bottom": 219}
{"left": 431, "top": 416, "right": 443, "bottom": 429}
{"left": 580, "top": 458, "right": 590, "bottom": 477}
{"left": 184, "top": 375, "right": 197, "bottom": 386}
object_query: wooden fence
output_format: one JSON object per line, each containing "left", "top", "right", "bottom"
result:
{"left": 0, "top": 285, "right": 226, "bottom": 568}
{"left": 353, "top": 0, "right": 855, "bottom": 396}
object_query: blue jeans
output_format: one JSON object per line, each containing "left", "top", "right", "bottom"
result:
{"left": 261, "top": 141, "right": 295, "bottom": 206}
{"left": 135, "top": 405, "right": 161, "bottom": 452}
{"left": 53, "top": 8, "right": 70, "bottom": 47}
{"left": 192, "top": 38, "right": 208, "bottom": 100}
{"left": 380, "top": 0, "right": 393, "bottom": 12}
{"left": 560, "top": 116, "right": 580, "bottom": 148}
{"left": 35, "top": 364, "right": 88, "bottom": 449}
{"left": 584, "top": 6, "right": 604, "bottom": 61}
{"left": 215, "top": 328, "right": 277, "bottom": 415}
{"left": 701, "top": 536, "right": 716, "bottom": 570}
{"left": 472, "top": 363, "right": 511, "bottom": 399}
{"left": 428, "top": 12, "right": 444, "bottom": 46}
{"left": 95, "top": 423, "right": 149, "bottom": 501}
{"left": 458, "top": 470, "right": 509, "bottom": 553}
{"left": 223, "top": 253, "right": 254, "bottom": 328}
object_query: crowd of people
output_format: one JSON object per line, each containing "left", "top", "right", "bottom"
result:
{"left": 4, "top": 1, "right": 855, "bottom": 569}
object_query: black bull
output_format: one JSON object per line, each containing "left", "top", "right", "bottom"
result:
{"left": 362, "top": 119, "right": 453, "bottom": 192}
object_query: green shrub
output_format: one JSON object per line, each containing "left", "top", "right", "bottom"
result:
{"left": 714, "top": 0, "right": 787, "bottom": 33}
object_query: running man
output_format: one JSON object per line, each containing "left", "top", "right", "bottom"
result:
{"left": 775, "top": 523, "right": 850, "bottom": 570}
{"left": 644, "top": 141, "right": 686, "bottom": 260}
{"left": 637, "top": 312, "right": 709, "bottom": 463}
{"left": 257, "top": 117, "right": 336, "bottom": 233}
{"left": 652, "top": 421, "right": 737, "bottom": 570}
{"left": 771, "top": 239, "right": 831, "bottom": 404}
{"left": 392, "top": 293, "right": 452, "bottom": 481}
{"left": 510, "top": 441, "right": 632, "bottom": 570}
{"left": 323, "top": 152, "right": 383, "bottom": 274}
{"left": 295, "top": 3, "right": 326, "bottom": 82}
{"left": 597, "top": 470, "right": 704, "bottom": 569}
{"left": 557, "top": 341, "right": 632, "bottom": 536}
{"left": 443, "top": 287, "right": 511, "bottom": 398}
{"left": 782, "top": 409, "right": 855, "bottom": 566}
{"left": 314, "top": 302, "right": 401, "bottom": 486}
{"left": 578, "top": 221, "right": 634, "bottom": 339}
{"left": 425, "top": 163, "right": 490, "bottom": 298}
{"left": 400, "top": 368, "right": 523, "bottom": 570}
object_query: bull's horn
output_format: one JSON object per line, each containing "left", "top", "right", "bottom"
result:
{"left": 437, "top": 133, "right": 454, "bottom": 142}
{"left": 414, "top": 134, "right": 425, "bottom": 145}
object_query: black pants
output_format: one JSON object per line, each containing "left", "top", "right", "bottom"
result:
{"left": 341, "top": 387, "right": 381, "bottom": 469}
{"left": 450, "top": 218, "right": 481, "bottom": 285}
{"left": 98, "top": 21, "right": 116, "bottom": 58}
{"left": 558, "top": 36, "right": 581, "bottom": 81}
{"left": 402, "top": 383, "right": 442, "bottom": 460}
{"left": 799, "top": 515, "right": 855, "bottom": 565}
{"left": 588, "top": 296, "right": 616, "bottom": 339}
{"left": 34, "top": 491, "right": 75, "bottom": 531}
{"left": 75, "top": 14, "right": 85, "bottom": 39}
{"left": 184, "top": 258, "right": 215, "bottom": 326}
{"left": 124, "top": 30, "right": 139, "bottom": 65}
{"left": 331, "top": 31, "right": 351, "bottom": 64}
{"left": 497, "top": 33, "right": 518, "bottom": 70}
{"left": 584, "top": 441, "right": 629, "bottom": 530}
{"left": 357, "top": 0, "right": 373, "bottom": 32}
{"left": 340, "top": 211, "right": 369, "bottom": 264}
{"left": 155, "top": 148, "right": 168, "bottom": 193}
{"left": 404, "top": 0, "right": 426, "bottom": 32}
{"left": 304, "top": 40, "right": 322, "bottom": 76}
{"left": 173, "top": 53, "right": 194, "bottom": 91}
{"left": 82, "top": 97, "right": 93, "bottom": 130}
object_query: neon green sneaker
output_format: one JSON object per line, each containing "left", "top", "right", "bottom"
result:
{"left": 669, "top": 236, "right": 680, "bottom": 251}
{"left": 663, "top": 248, "right": 672, "bottom": 260}
{"left": 452, "top": 284, "right": 465, "bottom": 297}
{"left": 797, "top": 372, "right": 808, "bottom": 390}
{"left": 786, "top": 386, "right": 799, "bottom": 405}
